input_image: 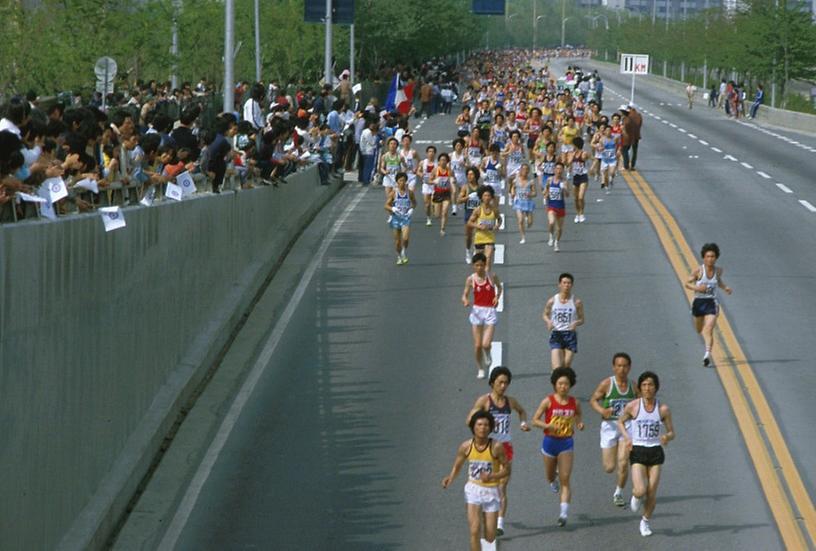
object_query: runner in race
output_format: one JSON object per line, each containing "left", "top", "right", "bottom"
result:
{"left": 461, "top": 252, "right": 502, "bottom": 379}
{"left": 543, "top": 161, "right": 570, "bottom": 252}
{"left": 490, "top": 114, "right": 509, "bottom": 152}
{"left": 450, "top": 139, "right": 468, "bottom": 216}
{"left": 458, "top": 166, "right": 482, "bottom": 263}
{"left": 618, "top": 371, "right": 676, "bottom": 537}
{"left": 532, "top": 367, "right": 584, "bottom": 527}
{"left": 456, "top": 105, "right": 473, "bottom": 138}
{"left": 502, "top": 130, "right": 526, "bottom": 183}
{"left": 569, "top": 136, "right": 589, "bottom": 223}
{"left": 384, "top": 172, "right": 416, "bottom": 265}
{"left": 399, "top": 134, "right": 420, "bottom": 191}
{"left": 441, "top": 410, "right": 510, "bottom": 551}
{"left": 430, "top": 152, "right": 457, "bottom": 236}
{"left": 480, "top": 144, "right": 505, "bottom": 200}
{"left": 599, "top": 124, "right": 619, "bottom": 193}
{"left": 509, "top": 163, "right": 536, "bottom": 244}
{"left": 418, "top": 145, "right": 437, "bottom": 226}
{"left": 466, "top": 128, "right": 484, "bottom": 169}
{"left": 379, "top": 137, "right": 402, "bottom": 191}
{"left": 466, "top": 366, "right": 531, "bottom": 536}
{"left": 467, "top": 186, "right": 499, "bottom": 271}
{"left": 685, "top": 243, "right": 733, "bottom": 367}
{"left": 542, "top": 272, "right": 584, "bottom": 369}
{"left": 524, "top": 107, "right": 543, "bottom": 161}
{"left": 589, "top": 352, "right": 638, "bottom": 506}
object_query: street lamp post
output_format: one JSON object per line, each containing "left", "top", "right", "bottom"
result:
{"left": 535, "top": 15, "right": 546, "bottom": 49}
{"left": 561, "top": 16, "right": 573, "bottom": 48}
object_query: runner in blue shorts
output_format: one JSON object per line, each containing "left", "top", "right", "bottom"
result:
{"left": 684, "top": 243, "right": 733, "bottom": 366}
{"left": 542, "top": 273, "right": 585, "bottom": 369}
{"left": 384, "top": 172, "right": 416, "bottom": 265}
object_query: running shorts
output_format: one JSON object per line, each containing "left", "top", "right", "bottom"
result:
{"left": 691, "top": 298, "right": 718, "bottom": 317}
{"left": 432, "top": 190, "right": 451, "bottom": 203}
{"left": 600, "top": 420, "right": 628, "bottom": 449}
{"left": 601, "top": 161, "right": 616, "bottom": 172}
{"left": 573, "top": 173, "right": 589, "bottom": 186}
{"left": 549, "top": 330, "right": 577, "bottom": 352}
{"left": 469, "top": 305, "right": 498, "bottom": 326}
{"left": 388, "top": 214, "right": 411, "bottom": 230}
{"left": 502, "top": 442, "right": 514, "bottom": 462}
{"left": 383, "top": 174, "right": 397, "bottom": 188}
{"left": 541, "top": 435, "right": 574, "bottom": 457}
{"left": 547, "top": 206, "right": 566, "bottom": 218}
{"left": 513, "top": 198, "right": 536, "bottom": 213}
{"left": 421, "top": 183, "right": 434, "bottom": 196}
{"left": 464, "top": 481, "right": 501, "bottom": 512}
{"left": 630, "top": 445, "right": 665, "bottom": 466}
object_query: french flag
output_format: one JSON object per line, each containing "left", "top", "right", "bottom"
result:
{"left": 385, "top": 73, "right": 414, "bottom": 115}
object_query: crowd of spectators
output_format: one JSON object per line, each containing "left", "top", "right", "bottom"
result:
{"left": 705, "top": 79, "right": 764, "bottom": 119}
{"left": 0, "top": 58, "right": 464, "bottom": 223}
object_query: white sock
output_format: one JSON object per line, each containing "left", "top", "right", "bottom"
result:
{"left": 560, "top": 502, "right": 569, "bottom": 517}
{"left": 614, "top": 486, "right": 623, "bottom": 496}
{"left": 497, "top": 516, "right": 504, "bottom": 529}
{"left": 401, "top": 248, "right": 406, "bottom": 257}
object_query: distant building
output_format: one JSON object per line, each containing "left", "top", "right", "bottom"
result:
{"left": 578, "top": 0, "right": 724, "bottom": 18}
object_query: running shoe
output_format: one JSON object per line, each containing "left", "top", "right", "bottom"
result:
{"left": 613, "top": 493, "right": 626, "bottom": 507}
{"left": 548, "top": 234, "right": 554, "bottom": 247}
{"left": 496, "top": 527, "right": 504, "bottom": 537}
{"left": 639, "top": 518, "right": 653, "bottom": 537}
{"left": 452, "top": 204, "right": 458, "bottom": 215}
{"left": 574, "top": 215, "right": 580, "bottom": 224}
{"left": 477, "top": 368, "right": 486, "bottom": 379}
{"left": 519, "top": 238, "right": 526, "bottom": 244}
{"left": 605, "top": 187, "right": 611, "bottom": 195}
{"left": 550, "top": 479, "right": 560, "bottom": 494}
{"left": 630, "top": 495, "right": 642, "bottom": 513}
{"left": 396, "top": 256, "right": 403, "bottom": 265}
{"left": 554, "top": 241, "right": 560, "bottom": 252}
{"left": 440, "top": 229, "right": 446, "bottom": 237}
{"left": 401, "top": 255, "right": 409, "bottom": 265}
{"left": 426, "top": 218, "right": 432, "bottom": 226}
{"left": 557, "top": 516, "right": 567, "bottom": 527}
{"left": 703, "top": 352, "right": 711, "bottom": 367}
{"left": 465, "top": 253, "right": 472, "bottom": 264}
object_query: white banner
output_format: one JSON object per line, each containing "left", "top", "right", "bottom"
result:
{"left": 74, "top": 178, "right": 99, "bottom": 194}
{"left": 38, "top": 187, "right": 57, "bottom": 220}
{"left": 165, "top": 182, "right": 183, "bottom": 202}
{"left": 17, "top": 192, "right": 47, "bottom": 203}
{"left": 43, "top": 177, "right": 68, "bottom": 203}
{"left": 176, "top": 171, "right": 197, "bottom": 196}
{"left": 99, "top": 206, "right": 126, "bottom": 232}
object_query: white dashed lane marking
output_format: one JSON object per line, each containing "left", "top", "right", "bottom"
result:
{"left": 799, "top": 200, "right": 816, "bottom": 213}
{"left": 699, "top": 140, "right": 709, "bottom": 146}
{"left": 711, "top": 147, "right": 722, "bottom": 153}
{"left": 741, "top": 162, "right": 754, "bottom": 169}
{"left": 494, "top": 243, "right": 505, "bottom": 264}
{"left": 776, "top": 183, "right": 793, "bottom": 193}
{"left": 489, "top": 341, "right": 503, "bottom": 373}
{"left": 757, "top": 171, "right": 771, "bottom": 179}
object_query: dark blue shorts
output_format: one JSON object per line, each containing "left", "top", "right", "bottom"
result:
{"left": 549, "top": 330, "right": 578, "bottom": 352}
{"left": 541, "top": 436, "right": 574, "bottom": 457}
{"left": 573, "top": 173, "right": 589, "bottom": 186}
{"left": 692, "top": 298, "right": 719, "bottom": 317}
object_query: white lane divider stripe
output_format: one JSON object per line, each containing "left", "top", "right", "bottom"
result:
{"left": 489, "top": 342, "right": 503, "bottom": 374}
{"left": 497, "top": 284, "right": 504, "bottom": 312}
{"left": 711, "top": 147, "right": 722, "bottom": 153}
{"left": 740, "top": 162, "right": 754, "bottom": 169}
{"left": 158, "top": 188, "right": 367, "bottom": 550}
{"left": 776, "top": 183, "right": 793, "bottom": 193}
{"left": 494, "top": 244, "right": 505, "bottom": 264}
{"left": 757, "top": 171, "right": 771, "bottom": 179}
{"left": 662, "top": 120, "right": 669, "bottom": 124}
{"left": 799, "top": 200, "right": 816, "bottom": 213}
{"left": 499, "top": 195, "right": 506, "bottom": 206}
{"left": 699, "top": 140, "right": 709, "bottom": 146}
{"left": 724, "top": 154, "right": 738, "bottom": 161}
{"left": 669, "top": 123, "right": 677, "bottom": 128}
{"left": 688, "top": 133, "right": 698, "bottom": 139}
{"left": 678, "top": 128, "right": 687, "bottom": 133}
{"left": 499, "top": 214, "right": 506, "bottom": 230}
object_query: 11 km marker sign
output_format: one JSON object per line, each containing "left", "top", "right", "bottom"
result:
{"left": 620, "top": 53, "right": 649, "bottom": 105}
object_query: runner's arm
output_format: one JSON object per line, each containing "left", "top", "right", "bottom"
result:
{"left": 462, "top": 275, "right": 472, "bottom": 307}
{"left": 617, "top": 401, "right": 636, "bottom": 448}
{"left": 660, "top": 404, "right": 676, "bottom": 445}
{"left": 589, "top": 378, "right": 613, "bottom": 418}
{"left": 571, "top": 298, "right": 585, "bottom": 329}
{"left": 574, "top": 400, "right": 585, "bottom": 431}
{"left": 531, "top": 398, "right": 552, "bottom": 430}
{"left": 542, "top": 298, "right": 554, "bottom": 331}
{"left": 384, "top": 190, "right": 395, "bottom": 213}
{"left": 409, "top": 190, "right": 417, "bottom": 209}
{"left": 685, "top": 267, "right": 705, "bottom": 292}
{"left": 441, "top": 441, "right": 469, "bottom": 488}
{"left": 491, "top": 273, "right": 502, "bottom": 307}
{"left": 466, "top": 207, "right": 481, "bottom": 230}
{"left": 717, "top": 267, "right": 733, "bottom": 295}
{"left": 508, "top": 396, "right": 530, "bottom": 430}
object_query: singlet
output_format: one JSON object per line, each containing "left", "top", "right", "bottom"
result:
{"left": 421, "top": 159, "right": 435, "bottom": 185}
{"left": 383, "top": 152, "right": 400, "bottom": 175}
{"left": 477, "top": 111, "right": 493, "bottom": 131}
{"left": 487, "top": 395, "right": 512, "bottom": 443}
{"left": 544, "top": 394, "right": 577, "bottom": 438}
{"left": 695, "top": 264, "right": 719, "bottom": 300}
{"left": 392, "top": 189, "right": 411, "bottom": 217}
{"left": 492, "top": 126, "right": 508, "bottom": 146}
{"left": 515, "top": 177, "right": 532, "bottom": 200}
{"left": 571, "top": 151, "right": 587, "bottom": 175}
{"left": 602, "top": 377, "right": 636, "bottom": 420}
{"left": 527, "top": 119, "right": 542, "bottom": 141}
{"left": 467, "top": 439, "right": 500, "bottom": 487}
{"left": 541, "top": 155, "right": 556, "bottom": 176}
{"left": 484, "top": 157, "right": 502, "bottom": 184}
{"left": 400, "top": 149, "right": 417, "bottom": 173}
{"left": 451, "top": 152, "right": 467, "bottom": 180}
{"left": 631, "top": 398, "right": 662, "bottom": 447}
{"left": 550, "top": 293, "right": 576, "bottom": 331}
{"left": 473, "top": 206, "right": 497, "bottom": 245}
{"left": 561, "top": 125, "right": 578, "bottom": 146}
{"left": 465, "top": 183, "right": 481, "bottom": 210}
{"left": 507, "top": 145, "right": 524, "bottom": 172}
{"left": 610, "top": 124, "right": 622, "bottom": 146}
{"left": 468, "top": 141, "right": 483, "bottom": 165}
{"left": 601, "top": 137, "right": 617, "bottom": 163}
{"left": 458, "top": 115, "right": 472, "bottom": 134}
{"left": 472, "top": 273, "right": 497, "bottom": 308}
{"left": 434, "top": 167, "right": 451, "bottom": 192}
{"left": 546, "top": 178, "right": 565, "bottom": 209}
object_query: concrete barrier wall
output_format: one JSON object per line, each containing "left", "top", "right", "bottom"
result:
{"left": 586, "top": 58, "right": 816, "bottom": 134}
{"left": 0, "top": 168, "right": 343, "bottom": 550}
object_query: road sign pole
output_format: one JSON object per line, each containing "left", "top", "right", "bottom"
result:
{"left": 630, "top": 72, "right": 635, "bottom": 105}
{"left": 324, "top": 0, "right": 333, "bottom": 85}
{"left": 350, "top": 23, "right": 355, "bottom": 87}
{"left": 224, "top": 0, "right": 235, "bottom": 112}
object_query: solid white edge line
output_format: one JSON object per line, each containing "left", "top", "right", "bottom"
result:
{"left": 776, "top": 183, "right": 793, "bottom": 194}
{"left": 494, "top": 244, "right": 505, "bottom": 264}
{"left": 799, "top": 200, "right": 816, "bottom": 213}
{"left": 489, "top": 342, "right": 503, "bottom": 373}
{"left": 158, "top": 188, "right": 367, "bottom": 550}
{"left": 757, "top": 171, "right": 771, "bottom": 179}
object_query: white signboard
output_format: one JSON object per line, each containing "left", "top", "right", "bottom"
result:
{"left": 620, "top": 54, "right": 649, "bottom": 75}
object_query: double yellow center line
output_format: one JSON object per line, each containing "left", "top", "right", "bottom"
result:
{"left": 622, "top": 169, "right": 816, "bottom": 550}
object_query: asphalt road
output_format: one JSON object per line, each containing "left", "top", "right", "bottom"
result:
{"left": 131, "top": 57, "right": 816, "bottom": 551}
